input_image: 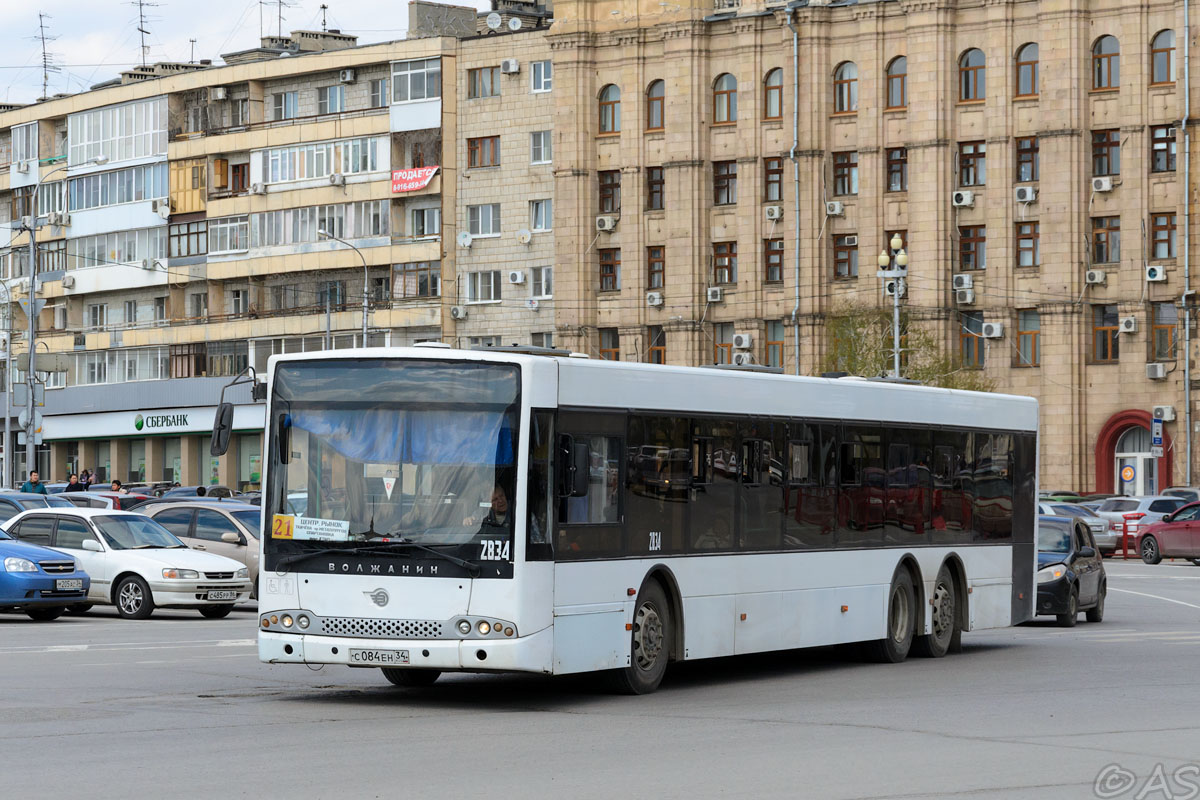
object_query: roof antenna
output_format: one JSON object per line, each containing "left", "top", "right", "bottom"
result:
{"left": 320, "top": 3, "right": 329, "bottom": 31}
{"left": 129, "top": 0, "right": 160, "bottom": 68}
{"left": 189, "top": 38, "right": 197, "bottom": 63}
{"left": 32, "top": 13, "right": 60, "bottom": 102}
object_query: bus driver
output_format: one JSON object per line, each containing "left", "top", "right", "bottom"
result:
{"left": 464, "top": 485, "right": 511, "bottom": 533}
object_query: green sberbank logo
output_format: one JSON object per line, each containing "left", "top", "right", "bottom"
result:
{"left": 134, "top": 414, "right": 144, "bottom": 431}
{"left": 133, "top": 412, "right": 189, "bottom": 431}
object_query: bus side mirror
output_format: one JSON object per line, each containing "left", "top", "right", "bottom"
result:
{"left": 557, "top": 436, "right": 589, "bottom": 498}
{"left": 211, "top": 402, "right": 234, "bottom": 457}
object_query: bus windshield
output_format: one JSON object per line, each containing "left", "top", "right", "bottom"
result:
{"left": 266, "top": 358, "right": 520, "bottom": 561}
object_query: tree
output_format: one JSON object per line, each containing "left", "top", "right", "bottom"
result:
{"left": 821, "top": 303, "right": 996, "bottom": 392}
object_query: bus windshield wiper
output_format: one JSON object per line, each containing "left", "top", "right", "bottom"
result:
{"left": 374, "top": 535, "right": 482, "bottom": 577}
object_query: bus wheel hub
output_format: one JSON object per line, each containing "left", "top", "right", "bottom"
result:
{"left": 633, "top": 603, "right": 663, "bottom": 669}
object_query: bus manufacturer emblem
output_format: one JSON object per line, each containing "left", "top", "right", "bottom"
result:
{"left": 365, "top": 588, "right": 389, "bottom": 607}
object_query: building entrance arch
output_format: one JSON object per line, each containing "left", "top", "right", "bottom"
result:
{"left": 1094, "top": 410, "right": 1172, "bottom": 494}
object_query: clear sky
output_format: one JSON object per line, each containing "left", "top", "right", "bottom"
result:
{"left": 0, "top": 0, "right": 490, "bottom": 105}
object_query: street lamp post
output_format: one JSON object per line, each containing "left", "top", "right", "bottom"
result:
{"left": 876, "top": 233, "right": 909, "bottom": 379}
{"left": 317, "top": 229, "right": 369, "bottom": 342}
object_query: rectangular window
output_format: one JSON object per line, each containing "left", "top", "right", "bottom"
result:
{"left": 1015, "top": 222, "right": 1039, "bottom": 268}
{"left": 599, "top": 328, "right": 620, "bottom": 361}
{"left": 411, "top": 207, "right": 440, "bottom": 237}
{"left": 713, "top": 241, "right": 737, "bottom": 284}
{"left": 65, "top": 227, "right": 167, "bottom": 269}
{"left": 317, "top": 85, "right": 346, "bottom": 115}
{"left": 834, "top": 235, "right": 858, "bottom": 278}
{"left": 764, "top": 238, "right": 783, "bottom": 282}
{"left": 318, "top": 280, "right": 347, "bottom": 310}
{"left": 272, "top": 285, "right": 301, "bottom": 310}
{"left": 833, "top": 151, "right": 858, "bottom": 195}
{"left": 599, "top": 170, "right": 621, "bottom": 213}
{"left": 599, "top": 249, "right": 621, "bottom": 292}
{"left": 12, "top": 122, "right": 37, "bottom": 163}
{"left": 530, "top": 199, "right": 552, "bottom": 231}
{"left": 369, "top": 78, "right": 388, "bottom": 108}
{"left": 960, "top": 311, "right": 984, "bottom": 368}
{"left": 1152, "top": 301, "right": 1177, "bottom": 361}
{"left": 713, "top": 323, "right": 733, "bottom": 364}
{"left": 530, "top": 130, "right": 552, "bottom": 164}
{"left": 1092, "top": 217, "right": 1121, "bottom": 263}
{"left": 67, "top": 163, "right": 168, "bottom": 212}
{"left": 154, "top": 297, "right": 166, "bottom": 321}
{"left": 646, "top": 246, "right": 665, "bottom": 290}
{"left": 1152, "top": 125, "right": 1177, "bottom": 173}
{"left": 531, "top": 60, "right": 552, "bottom": 92}
{"left": 68, "top": 96, "right": 166, "bottom": 166}
{"left": 714, "top": 161, "right": 737, "bottom": 205}
{"left": 191, "top": 293, "right": 209, "bottom": 319}
{"left": 231, "top": 98, "right": 249, "bottom": 127}
{"left": 886, "top": 148, "right": 907, "bottom": 192}
{"left": 1093, "top": 304, "right": 1120, "bottom": 362}
{"left": 1017, "top": 310, "right": 1040, "bottom": 366}
{"left": 230, "top": 289, "right": 250, "bottom": 315}
{"left": 272, "top": 91, "right": 298, "bottom": 120}
{"left": 766, "top": 320, "right": 784, "bottom": 368}
{"left": 1152, "top": 213, "right": 1177, "bottom": 258}
{"left": 230, "top": 162, "right": 249, "bottom": 193}
{"left": 260, "top": 136, "right": 380, "bottom": 185}
{"left": 647, "top": 326, "right": 665, "bottom": 364}
{"left": 764, "top": 157, "right": 783, "bottom": 202}
{"left": 646, "top": 166, "right": 664, "bottom": 210}
{"left": 37, "top": 181, "right": 64, "bottom": 217}
{"left": 38, "top": 239, "right": 65, "bottom": 273}
{"left": 168, "top": 220, "right": 207, "bottom": 258}
{"left": 1016, "top": 136, "right": 1039, "bottom": 182}
{"left": 959, "top": 141, "right": 986, "bottom": 186}
{"left": 531, "top": 332, "right": 554, "bottom": 349}
{"left": 1093, "top": 129, "right": 1121, "bottom": 176}
{"left": 468, "top": 66, "right": 501, "bottom": 99}
{"left": 467, "top": 135, "right": 500, "bottom": 168}
{"left": 467, "top": 203, "right": 501, "bottom": 236}
{"left": 208, "top": 215, "right": 250, "bottom": 254}
{"left": 468, "top": 270, "right": 502, "bottom": 302}
{"left": 87, "top": 303, "right": 108, "bottom": 330}
{"left": 531, "top": 265, "right": 553, "bottom": 298}
{"left": 395, "top": 261, "right": 440, "bottom": 298}
{"left": 392, "top": 58, "right": 441, "bottom": 102}
{"left": 959, "top": 226, "right": 987, "bottom": 270}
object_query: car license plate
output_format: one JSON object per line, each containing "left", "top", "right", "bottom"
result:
{"left": 348, "top": 648, "right": 410, "bottom": 665}
{"left": 207, "top": 590, "right": 237, "bottom": 601}
{"left": 55, "top": 579, "right": 83, "bottom": 591}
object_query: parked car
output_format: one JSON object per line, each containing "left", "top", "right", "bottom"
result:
{"left": 1162, "top": 487, "right": 1200, "bottom": 505}
{"left": 59, "top": 492, "right": 153, "bottom": 511}
{"left": 159, "top": 485, "right": 240, "bottom": 499}
{"left": 3, "top": 508, "right": 251, "bottom": 619}
{"left": 139, "top": 501, "right": 261, "bottom": 594}
{"left": 1134, "top": 501, "right": 1200, "bottom": 566}
{"left": 1037, "top": 515, "right": 1106, "bottom": 627}
{"left": 0, "top": 492, "right": 76, "bottom": 525}
{"left": 0, "top": 527, "right": 90, "bottom": 620}
{"left": 1040, "top": 491, "right": 1086, "bottom": 503}
{"left": 1092, "top": 496, "right": 1188, "bottom": 553}
{"left": 42, "top": 482, "right": 70, "bottom": 494}
{"left": 1039, "top": 502, "right": 1111, "bottom": 550}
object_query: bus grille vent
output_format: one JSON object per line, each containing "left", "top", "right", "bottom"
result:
{"left": 317, "top": 617, "right": 446, "bottom": 639}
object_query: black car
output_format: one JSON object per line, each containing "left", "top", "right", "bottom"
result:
{"left": 1037, "top": 515, "right": 1106, "bottom": 627}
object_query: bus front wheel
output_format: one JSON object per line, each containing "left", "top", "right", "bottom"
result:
{"left": 913, "top": 564, "right": 958, "bottom": 658}
{"left": 608, "top": 580, "right": 672, "bottom": 695}
{"left": 382, "top": 668, "right": 441, "bottom": 687}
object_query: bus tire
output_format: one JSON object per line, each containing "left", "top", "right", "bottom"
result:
{"left": 866, "top": 568, "right": 915, "bottom": 663}
{"left": 382, "top": 668, "right": 441, "bottom": 687}
{"left": 913, "top": 564, "right": 957, "bottom": 658}
{"left": 608, "top": 580, "right": 671, "bottom": 695}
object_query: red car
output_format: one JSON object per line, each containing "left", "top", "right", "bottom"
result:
{"left": 1135, "top": 501, "right": 1200, "bottom": 565}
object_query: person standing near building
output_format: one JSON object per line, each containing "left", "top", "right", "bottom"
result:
{"left": 63, "top": 473, "right": 86, "bottom": 492}
{"left": 21, "top": 471, "right": 48, "bottom": 495}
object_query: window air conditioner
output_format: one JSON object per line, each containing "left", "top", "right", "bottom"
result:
{"left": 732, "top": 333, "right": 753, "bottom": 350}
{"left": 824, "top": 201, "right": 844, "bottom": 217}
{"left": 646, "top": 291, "right": 664, "bottom": 307}
{"left": 450, "top": 305, "right": 468, "bottom": 320}
{"left": 1092, "top": 176, "right": 1114, "bottom": 193}
{"left": 508, "top": 270, "right": 526, "bottom": 284}
{"left": 952, "top": 274, "right": 974, "bottom": 290}
{"left": 339, "top": 69, "right": 357, "bottom": 83}
{"left": 981, "top": 322, "right": 1004, "bottom": 339}
{"left": 1014, "top": 186, "right": 1037, "bottom": 203}
{"left": 732, "top": 352, "right": 754, "bottom": 366}
{"left": 1119, "top": 316, "right": 1137, "bottom": 334}
{"left": 1152, "top": 404, "right": 1175, "bottom": 420}
{"left": 955, "top": 288, "right": 976, "bottom": 305}
{"left": 764, "top": 205, "right": 783, "bottom": 221}
{"left": 951, "top": 190, "right": 975, "bottom": 208}
{"left": 1145, "top": 265, "right": 1167, "bottom": 283}
{"left": 595, "top": 215, "right": 617, "bottom": 232}
{"left": 329, "top": 173, "right": 345, "bottom": 186}
{"left": 706, "top": 287, "right": 724, "bottom": 303}
{"left": 1085, "top": 269, "right": 1106, "bottom": 285}
{"left": 1147, "top": 363, "right": 1168, "bottom": 381}
{"left": 500, "top": 59, "right": 520, "bottom": 74}
{"left": 60, "top": 275, "right": 75, "bottom": 290}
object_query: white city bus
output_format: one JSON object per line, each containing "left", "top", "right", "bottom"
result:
{"left": 245, "top": 345, "right": 1037, "bottom": 693}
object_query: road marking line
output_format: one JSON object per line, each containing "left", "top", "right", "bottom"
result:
{"left": 1109, "top": 587, "right": 1200, "bottom": 610}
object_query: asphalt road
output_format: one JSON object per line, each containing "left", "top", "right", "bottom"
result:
{"left": 3, "top": 559, "right": 1200, "bottom": 800}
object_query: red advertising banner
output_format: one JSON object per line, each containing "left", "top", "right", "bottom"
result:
{"left": 391, "top": 166, "right": 439, "bottom": 193}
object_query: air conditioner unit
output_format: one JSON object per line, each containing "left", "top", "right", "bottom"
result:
{"left": 449, "top": 305, "right": 468, "bottom": 320}
{"left": 764, "top": 205, "right": 783, "bottom": 221}
{"left": 1085, "top": 269, "right": 1106, "bottom": 285}
{"left": 824, "top": 201, "right": 844, "bottom": 217}
{"left": 595, "top": 215, "right": 617, "bottom": 232}
{"left": 1092, "top": 176, "right": 1114, "bottom": 193}
{"left": 955, "top": 288, "right": 976, "bottom": 305}
{"left": 981, "top": 322, "right": 1004, "bottom": 339}
{"left": 249, "top": 183, "right": 266, "bottom": 195}
{"left": 1014, "top": 186, "right": 1037, "bottom": 203}
{"left": 883, "top": 279, "right": 905, "bottom": 298}
{"left": 47, "top": 212, "right": 70, "bottom": 227}
{"left": 951, "top": 190, "right": 975, "bottom": 208}
{"left": 732, "top": 333, "right": 753, "bottom": 350}
{"left": 508, "top": 270, "right": 526, "bottom": 284}
{"left": 60, "top": 275, "right": 75, "bottom": 290}
{"left": 842, "top": 235, "right": 858, "bottom": 247}
{"left": 1119, "top": 316, "right": 1137, "bottom": 334}
{"left": 500, "top": 59, "right": 520, "bottom": 74}
{"left": 329, "top": 173, "right": 345, "bottom": 186}
{"left": 952, "top": 274, "right": 974, "bottom": 291}
{"left": 211, "top": 87, "right": 228, "bottom": 100}
{"left": 732, "top": 352, "right": 754, "bottom": 366}
{"left": 1147, "top": 363, "right": 1168, "bottom": 381}
{"left": 141, "top": 258, "right": 157, "bottom": 271}
{"left": 646, "top": 291, "right": 664, "bottom": 307}
{"left": 339, "top": 68, "right": 357, "bottom": 83}
{"left": 1146, "top": 265, "right": 1167, "bottom": 283}
{"left": 1153, "top": 404, "right": 1176, "bottom": 420}
{"left": 706, "top": 287, "right": 725, "bottom": 303}
{"left": 15, "top": 161, "right": 30, "bottom": 173}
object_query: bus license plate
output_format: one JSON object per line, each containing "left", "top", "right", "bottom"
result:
{"left": 56, "top": 579, "right": 84, "bottom": 591}
{"left": 207, "top": 590, "right": 237, "bottom": 601}
{"left": 348, "top": 648, "right": 410, "bottom": 665}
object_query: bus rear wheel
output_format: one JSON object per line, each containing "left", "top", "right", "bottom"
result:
{"left": 913, "top": 565, "right": 957, "bottom": 658}
{"left": 608, "top": 580, "right": 671, "bottom": 695}
{"left": 866, "top": 568, "right": 915, "bottom": 663}
{"left": 382, "top": 668, "right": 441, "bottom": 687}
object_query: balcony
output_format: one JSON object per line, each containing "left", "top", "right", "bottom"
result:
{"left": 171, "top": 106, "right": 389, "bottom": 142}
{"left": 713, "top": 0, "right": 741, "bottom": 8}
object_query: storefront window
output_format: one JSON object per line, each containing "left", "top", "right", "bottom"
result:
{"left": 129, "top": 440, "right": 146, "bottom": 482}
{"left": 163, "top": 437, "right": 181, "bottom": 483}
{"left": 96, "top": 442, "right": 111, "bottom": 483}
{"left": 238, "top": 433, "right": 262, "bottom": 490}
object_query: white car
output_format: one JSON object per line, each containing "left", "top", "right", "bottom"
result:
{"left": 2, "top": 508, "right": 251, "bottom": 619}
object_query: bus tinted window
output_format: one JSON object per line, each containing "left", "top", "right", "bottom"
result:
{"left": 839, "top": 426, "right": 884, "bottom": 547}
{"left": 783, "top": 423, "right": 837, "bottom": 549}
{"left": 739, "top": 420, "right": 783, "bottom": 550}
{"left": 690, "top": 419, "right": 736, "bottom": 550}
{"left": 627, "top": 416, "right": 689, "bottom": 555}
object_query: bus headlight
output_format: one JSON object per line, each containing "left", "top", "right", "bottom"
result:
{"left": 477, "top": 621, "right": 491, "bottom": 635}
{"left": 457, "top": 619, "right": 472, "bottom": 635}
{"left": 282, "top": 614, "right": 294, "bottom": 627}
{"left": 297, "top": 615, "right": 310, "bottom": 629}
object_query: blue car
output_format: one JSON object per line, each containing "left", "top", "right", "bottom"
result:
{"left": 0, "top": 526, "right": 90, "bottom": 621}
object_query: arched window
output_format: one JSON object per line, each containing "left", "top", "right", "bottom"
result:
{"left": 599, "top": 84, "right": 621, "bottom": 134}
{"left": 713, "top": 74, "right": 737, "bottom": 124}
{"left": 833, "top": 62, "right": 857, "bottom": 113}
{"left": 764, "top": 69, "right": 783, "bottom": 120}
{"left": 959, "top": 49, "right": 986, "bottom": 101}
{"left": 885, "top": 57, "right": 906, "bottom": 109}
{"left": 1151, "top": 30, "right": 1176, "bottom": 85}
{"left": 1015, "top": 43, "right": 1038, "bottom": 97}
{"left": 1093, "top": 36, "right": 1120, "bottom": 89}
{"left": 646, "top": 80, "right": 665, "bottom": 131}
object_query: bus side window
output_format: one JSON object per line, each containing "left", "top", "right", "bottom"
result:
{"left": 556, "top": 434, "right": 623, "bottom": 557}
{"left": 527, "top": 411, "right": 554, "bottom": 561}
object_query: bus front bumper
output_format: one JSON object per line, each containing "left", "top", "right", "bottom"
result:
{"left": 259, "top": 626, "right": 553, "bottom": 674}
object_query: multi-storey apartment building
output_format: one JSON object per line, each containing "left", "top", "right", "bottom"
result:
{"left": 548, "top": 0, "right": 1197, "bottom": 494}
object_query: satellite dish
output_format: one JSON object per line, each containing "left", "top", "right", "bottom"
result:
{"left": 516, "top": 229, "right": 532, "bottom": 245}
{"left": 456, "top": 231, "right": 474, "bottom": 248}
{"left": 508, "top": 17, "right": 522, "bottom": 31}
{"left": 486, "top": 12, "right": 502, "bottom": 30}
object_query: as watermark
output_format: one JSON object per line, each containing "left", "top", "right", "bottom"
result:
{"left": 1095, "top": 763, "right": 1200, "bottom": 799}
